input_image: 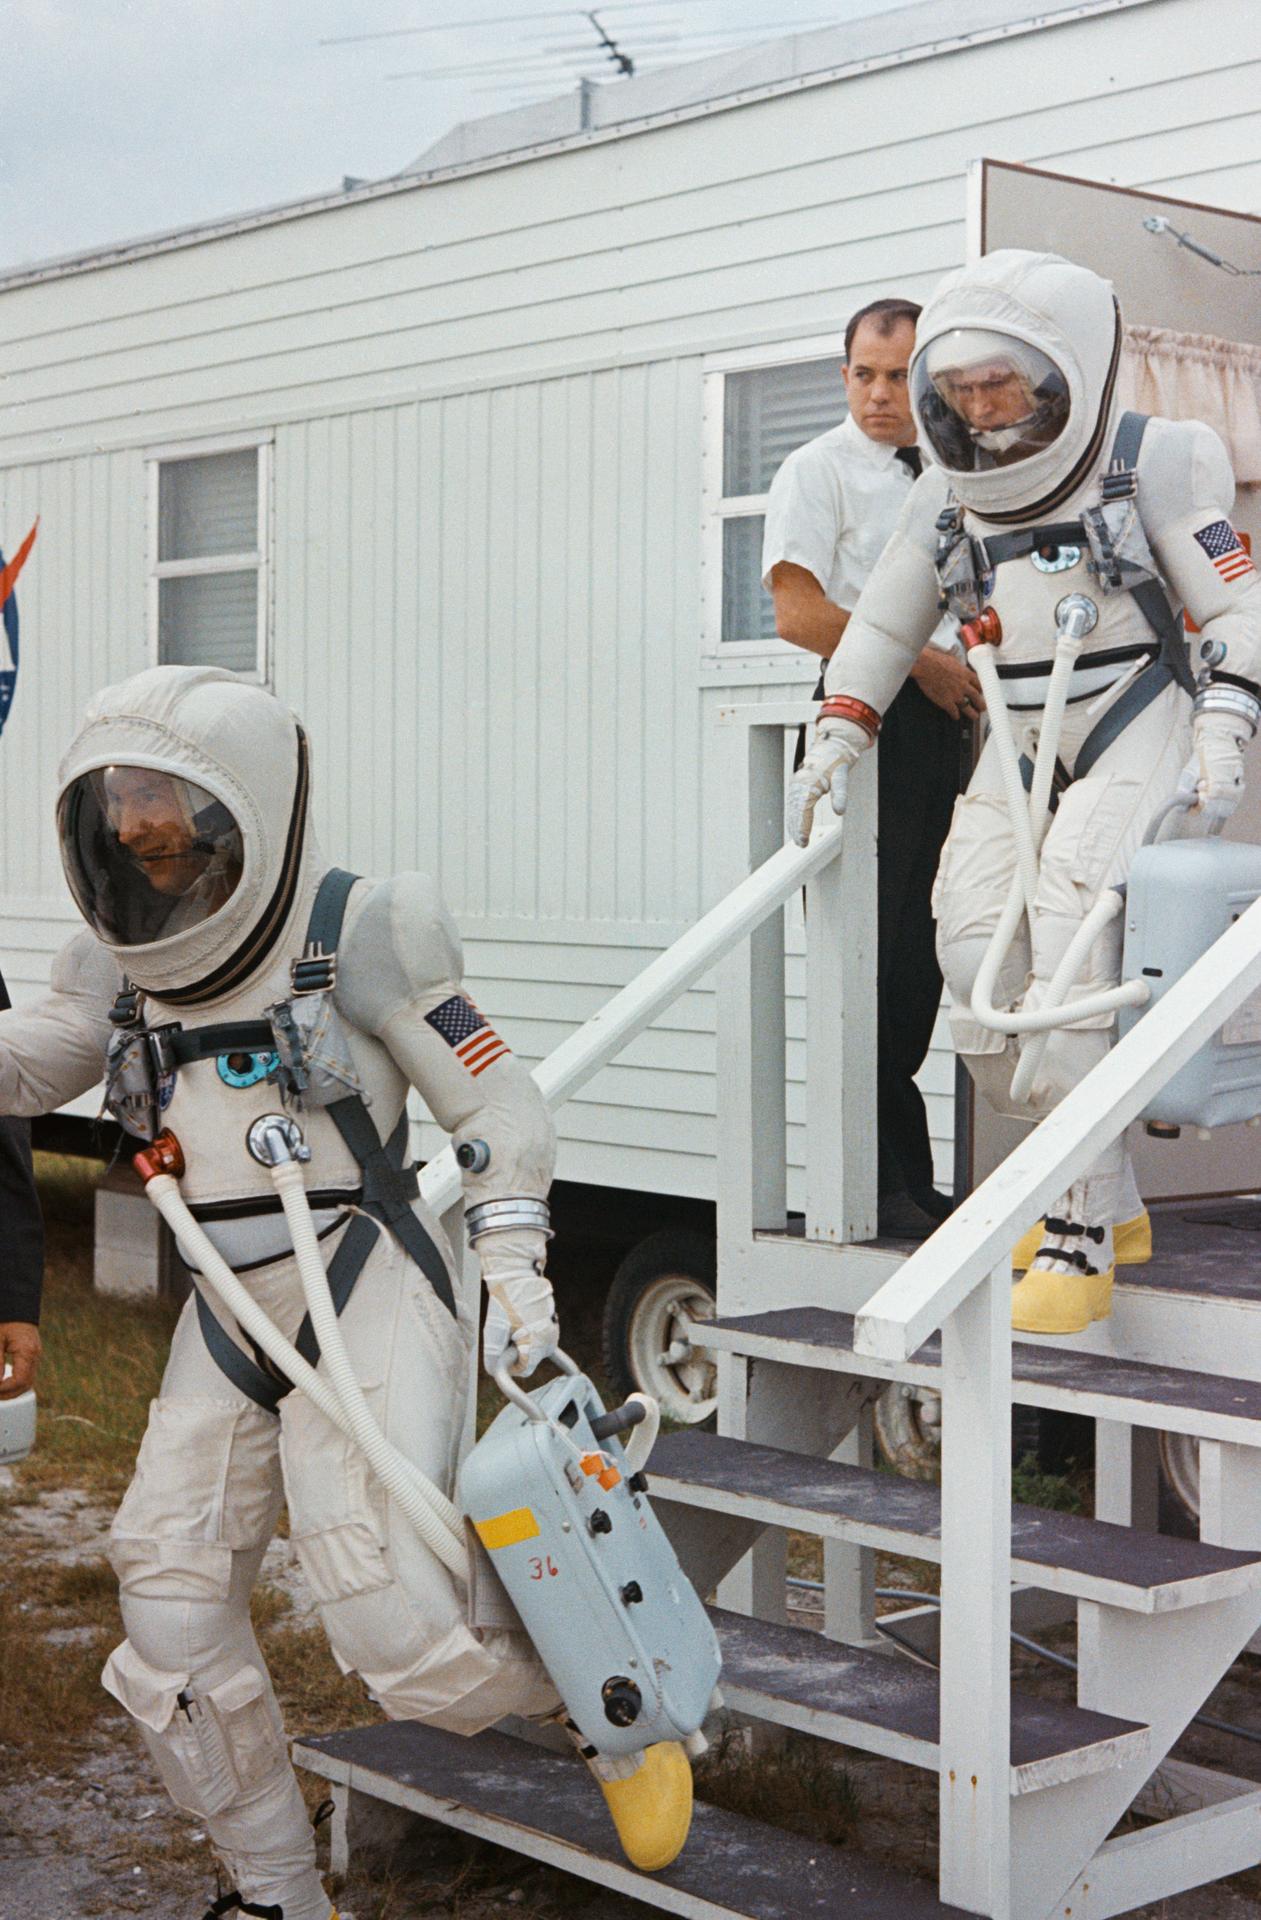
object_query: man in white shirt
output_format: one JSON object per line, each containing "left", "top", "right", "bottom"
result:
{"left": 763, "top": 298, "right": 984, "bottom": 1241}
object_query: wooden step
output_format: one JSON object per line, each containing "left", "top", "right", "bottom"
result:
{"left": 294, "top": 1720, "right": 969, "bottom": 1919}
{"left": 649, "top": 1430, "right": 1261, "bottom": 1612}
{"left": 708, "top": 1605, "right": 1148, "bottom": 1792}
{"left": 694, "top": 1305, "right": 1261, "bottom": 1445}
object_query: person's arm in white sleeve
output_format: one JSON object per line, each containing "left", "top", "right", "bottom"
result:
{"left": 0, "top": 930, "right": 119, "bottom": 1117}
{"left": 1142, "top": 419, "right": 1261, "bottom": 826}
{"left": 787, "top": 474, "right": 947, "bottom": 846}
{"left": 336, "top": 874, "right": 558, "bottom": 1376}
{"left": 761, "top": 441, "right": 849, "bottom": 663}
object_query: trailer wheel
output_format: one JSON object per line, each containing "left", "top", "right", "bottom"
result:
{"left": 1158, "top": 1431, "right": 1199, "bottom": 1532}
{"left": 602, "top": 1231, "right": 718, "bottom": 1426}
{"left": 873, "top": 1383, "right": 943, "bottom": 1480}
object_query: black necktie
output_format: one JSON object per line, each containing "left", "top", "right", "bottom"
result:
{"left": 894, "top": 445, "right": 923, "bottom": 479}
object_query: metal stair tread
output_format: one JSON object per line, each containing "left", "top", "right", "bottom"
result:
{"left": 698, "top": 1305, "right": 1261, "bottom": 1441}
{"left": 294, "top": 1719, "right": 969, "bottom": 1918}
{"left": 707, "top": 1605, "right": 1148, "bottom": 1792}
{"left": 650, "top": 1429, "right": 1261, "bottom": 1610}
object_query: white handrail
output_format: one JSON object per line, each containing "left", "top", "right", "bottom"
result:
{"left": 855, "top": 889, "right": 1261, "bottom": 1364}
{"left": 419, "top": 823, "right": 844, "bottom": 1217}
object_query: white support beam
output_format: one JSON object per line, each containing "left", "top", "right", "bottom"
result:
{"left": 716, "top": 717, "right": 790, "bottom": 1244}
{"left": 856, "top": 891, "right": 1261, "bottom": 1363}
{"left": 938, "top": 1264, "right": 1012, "bottom": 1917}
{"left": 805, "top": 747, "right": 877, "bottom": 1246}
{"left": 1056, "top": 1786, "right": 1261, "bottom": 1918}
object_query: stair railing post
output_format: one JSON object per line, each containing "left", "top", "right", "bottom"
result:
{"left": 939, "top": 1258, "right": 1012, "bottom": 1917}
{"left": 804, "top": 744, "right": 877, "bottom": 1245}
{"left": 716, "top": 714, "right": 790, "bottom": 1281}
{"left": 715, "top": 713, "right": 791, "bottom": 1627}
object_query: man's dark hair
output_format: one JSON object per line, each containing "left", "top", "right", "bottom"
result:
{"left": 844, "top": 297, "right": 923, "bottom": 361}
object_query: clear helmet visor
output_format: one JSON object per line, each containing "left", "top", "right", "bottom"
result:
{"left": 57, "top": 765, "right": 245, "bottom": 948}
{"left": 913, "top": 329, "right": 1070, "bottom": 473}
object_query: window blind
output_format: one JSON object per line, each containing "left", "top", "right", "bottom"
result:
{"left": 159, "top": 572, "right": 258, "bottom": 673}
{"left": 723, "top": 358, "right": 845, "bottom": 498}
{"left": 159, "top": 450, "right": 259, "bottom": 562}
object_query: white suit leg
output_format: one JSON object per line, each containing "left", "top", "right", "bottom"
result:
{"left": 1023, "top": 684, "right": 1191, "bottom": 1225}
{"left": 933, "top": 734, "right": 1029, "bottom": 1118}
{"left": 281, "top": 1229, "right": 559, "bottom": 1733}
{"left": 101, "top": 1300, "right": 331, "bottom": 1920}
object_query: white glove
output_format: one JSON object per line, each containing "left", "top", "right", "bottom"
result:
{"left": 785, "top": 719, "right": 867, "bottom": 848}
{"left": 1180, "top": 709, "right": 1250, "bottom": 832}
{"left": 479, "top": 1228, "right": 558, "bottom": 1378}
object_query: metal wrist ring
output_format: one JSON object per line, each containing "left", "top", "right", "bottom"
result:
{"left": 1194, "top": 684, "right": 1261, "bottom": 735}
{"left": 465, "top": 1197, "right": 553, "bottom": 1244}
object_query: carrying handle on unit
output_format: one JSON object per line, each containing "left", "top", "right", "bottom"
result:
{"left": 1142, "top": 791, "right": 1227, "bottom": 847}
{"left": 492, "top": 1350, "right": 659, "bottom": 1471}
{"left": 494, "top": 1345, "right": 581, "bottom": 1422}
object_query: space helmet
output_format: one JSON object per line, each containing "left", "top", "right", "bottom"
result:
{"left": 909, "top": 250, "right": 1122, "bottom": 521}
{"left": 57, "top": 667, "right": 312, "bottom": 1005}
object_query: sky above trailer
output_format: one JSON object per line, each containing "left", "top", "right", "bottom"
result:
{"left": 1, "top": 0, "right": 918, "bottom": 275}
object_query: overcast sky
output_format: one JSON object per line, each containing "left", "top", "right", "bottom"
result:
{"left": 2, "top": 0, "right": 916, "bottom": 274}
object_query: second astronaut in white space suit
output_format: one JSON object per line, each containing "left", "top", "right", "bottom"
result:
{"left": 790, "top": 249, "right": 1261, "bottom": 1335}
{"left": 0, "top": 666, "right": 690, "bottom": 1920}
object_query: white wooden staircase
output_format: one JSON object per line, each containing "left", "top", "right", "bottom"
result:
{"left": 296, "top": 708, "right": 1261, "bottom": 1920}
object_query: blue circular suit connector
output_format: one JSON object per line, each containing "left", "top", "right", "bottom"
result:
{"left": 217, "top": 1050, "right": 280, "bottom": 1090}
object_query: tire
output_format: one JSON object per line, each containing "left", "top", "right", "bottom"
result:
{"left": 602, "top": 1230, "right": 718, "bottom": 1427}
{"left": 1158, "top": 1431, "right": 1200, "bottom": 1535}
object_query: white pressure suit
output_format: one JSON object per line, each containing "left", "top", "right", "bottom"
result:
{"left": 790, "top": 251, "right": 1261, "bottom": 1333}
{"left": 0, "top": 668, "right": 564, "bottom": 1920}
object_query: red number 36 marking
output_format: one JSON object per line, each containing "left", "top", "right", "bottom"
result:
{"left": 528, "top": 1555, "right": 560, "bottom": 1580}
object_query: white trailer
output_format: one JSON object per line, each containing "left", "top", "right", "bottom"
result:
{"left": 0, "top": 0, "right": 1258, "bottom": 1404}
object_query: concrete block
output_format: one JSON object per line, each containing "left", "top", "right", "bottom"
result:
{"left": 93, "top": 1163, "right": 190, "bottom": 1301}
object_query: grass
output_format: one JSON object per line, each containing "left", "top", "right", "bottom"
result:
{"left": 0, "top": 1565, "right": 119, "bottom": 1777}
{"left": 16, "top": 1153, "right": 180, "bottom": 1500}
{"left": 1010, "top": 1454, "right": 1085, "bottom": 1514}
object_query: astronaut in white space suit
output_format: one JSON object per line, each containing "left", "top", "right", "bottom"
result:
{"left": 789, "top": 250, "right": 1261, "bottom": 1335}
{"left": 0, "top": 667, "right": 691, "bottom": 1920}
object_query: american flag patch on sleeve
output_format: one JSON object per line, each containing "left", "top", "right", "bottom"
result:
{"left": 1194, "top": 520, "right": 1256, "bottom": 586}
{"left": 425, "top": 995, "right": 511, "bottom": 1077}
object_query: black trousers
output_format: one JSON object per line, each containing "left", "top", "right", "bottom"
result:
{"left": 0, "top": 967, "right": 44, "bottom": 1326}
{"left": 874, "top": 679, "right": 960, "bottom": 1200}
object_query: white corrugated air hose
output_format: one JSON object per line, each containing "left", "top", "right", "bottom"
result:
{"left": 141, "top": 1168, "right": 468, "bottom": 1578}
{"left": 970, "top": 593, "right": 1151, "bottom": 1042}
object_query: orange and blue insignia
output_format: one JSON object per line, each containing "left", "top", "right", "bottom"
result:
{"left": 0, "top": 518, "right": 38, "bottom": 737}
{"left": 425, "top": 994, "right": 511, "bottom": 1077}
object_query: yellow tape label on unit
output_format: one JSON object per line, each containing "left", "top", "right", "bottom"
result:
{"left": 474, "top": 1507, "right": 540, "bottom": 1551}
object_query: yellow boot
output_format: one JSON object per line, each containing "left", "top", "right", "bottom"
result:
{"left": 595, "top": 1741, "right": 693, "bottom": 1872}
{"left": 1011, "top": 1262, "right": 1114, "bottom": 1334}
{"left": 1012, "top": 1210, "right": 1150, "bottom": 1274}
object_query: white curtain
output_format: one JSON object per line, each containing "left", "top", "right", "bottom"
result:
{"left": 1120, "top": 326, "right": 1261, "bottom": 485}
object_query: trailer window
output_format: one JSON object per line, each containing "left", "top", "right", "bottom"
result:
{"left": 148, "top": 438, "right": 270, "bottom": 679}
{"left": 704, "top": 354, "right": 844, "bottom": 655}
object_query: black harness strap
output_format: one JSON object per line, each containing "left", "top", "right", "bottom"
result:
{"left": 1018, "top": 751, "right": 1073, "bottom": 815}
{"left": 303, "top": 864, "right": 359, "bottom": 955}
{"left": 191, "top": 866, "right": 456, "bottom": 1412}
{"left": 1008, "top": 414, "right": 1194, "bottom": 790}
{"left": 195, "top": 1286, "right": 287, "bottom": 1416}
{"left": 170, "top": 1022, "right": 276, "bottom": 1063}
{"left": 981, "top": 521, "right": 1087, "bottom": 567}
{"left": 326, "top": 1099, "right": 456, "bottom": 1317}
